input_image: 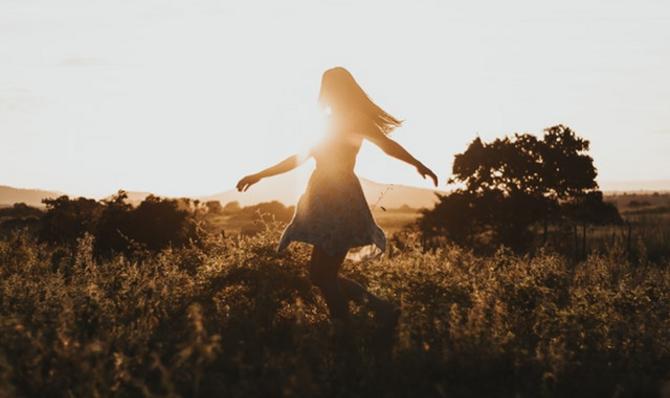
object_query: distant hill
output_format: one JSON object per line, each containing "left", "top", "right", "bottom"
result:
{"left": 101, "top": 191, "right": 155, "bottom": 205}
{"left": 600, "top": 179, "right": 670, "bottom": 193}
{"left": 0, "top": 185, "right": 62, "bottom": 207}
{"left": 201, "top": 173, "right": 445, "bottom": 209}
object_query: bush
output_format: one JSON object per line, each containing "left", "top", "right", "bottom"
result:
{"left": 0, "top": 203, "right": 43, "bottom": 238}
{"left": 39, "top": 196, "right": 104, "bottom": 245}
{"left": 37, "top": 193, "right": 203, "bottom": 257}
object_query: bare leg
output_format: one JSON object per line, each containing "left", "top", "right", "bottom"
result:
{"left": 309, "top": 247, "right": 349, "bottom": 320}
{"left": 309, "top": 246, "right": 395, "bottom": 319}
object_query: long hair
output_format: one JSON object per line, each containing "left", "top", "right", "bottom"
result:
{"left": 318, "top": 67, "right": 402, "bottom": 135}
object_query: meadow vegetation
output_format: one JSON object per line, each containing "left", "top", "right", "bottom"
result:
{"left": 1, "top": 220, "right": 669, "bottom": 397}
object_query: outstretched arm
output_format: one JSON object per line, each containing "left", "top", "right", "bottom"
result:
{"left": 236, "top": 154, "right": 308, "bottom": 192}
{"left": 365, "top": 130, "right": 438, "bottom": 187}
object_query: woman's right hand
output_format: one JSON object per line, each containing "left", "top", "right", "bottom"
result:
{"left": 236, "top": 174, "right": 262, "bottom": 192}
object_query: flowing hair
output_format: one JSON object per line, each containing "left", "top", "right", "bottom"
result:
{"left": 318, "top": 67, "right": 402, "bottom": 135}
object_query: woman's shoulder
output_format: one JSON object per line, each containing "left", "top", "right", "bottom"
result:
{"left": 337, "top": 109, "right": 374, "bottom": 135}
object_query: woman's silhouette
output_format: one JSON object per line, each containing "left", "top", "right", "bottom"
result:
{"left": 237, "top": 67, "right": 438, "bottom": 332}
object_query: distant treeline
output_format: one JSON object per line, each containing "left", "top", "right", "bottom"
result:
{"left": 0, "top": 192, "right": 297, "bottom": 258}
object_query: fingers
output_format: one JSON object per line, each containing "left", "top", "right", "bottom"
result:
{"left": 237, "top": 179, "right": 254, "bottom": 192}
{"left": 423, "top": 173, "right": 436, "bottom": 187}
{"left": 237, "top": 175, "right": 260, "bottom": 192}
{"left": 236, "top": 178, "right": 248, "bottom": 192}
{"left": 420, "top": 168, "right": 439, "bottom": 187}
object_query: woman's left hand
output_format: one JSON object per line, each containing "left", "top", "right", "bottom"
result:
{"left": 417, "top": 163, "right": 438, "bottom": 187}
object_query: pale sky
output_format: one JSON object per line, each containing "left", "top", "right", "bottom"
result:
{"left": 1, "top": 0, "right": 669, "bottom": 198}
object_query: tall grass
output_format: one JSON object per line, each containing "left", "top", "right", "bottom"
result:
{"left": 1, "top": 226, "right": 669, "bottom": 397}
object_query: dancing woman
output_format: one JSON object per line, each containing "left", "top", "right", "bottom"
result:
{"left": 237, "top": 67, "right": 438, "bottom": 330}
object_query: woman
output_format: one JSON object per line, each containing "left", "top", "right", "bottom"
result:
{"left": 237, "top": 67, "right": 438, "bottom": 331}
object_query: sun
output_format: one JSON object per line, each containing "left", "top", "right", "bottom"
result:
{"left": 295, "top": 105, "right": 332, "bottom": 163}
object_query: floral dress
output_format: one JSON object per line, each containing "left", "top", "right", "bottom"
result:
{"left": 277, "top": 116, "right": 386, "bottom": 260}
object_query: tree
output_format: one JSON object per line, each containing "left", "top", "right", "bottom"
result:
{"left": 418, "top": 190, "right": 480, "bottom": 247}
{"left": 420, "top": 125, "right": 619, "bottom": 252}
{"left": 124, "top": 195, "right": 202, "bottom": 252}
{"left": 94, "top": 190, "right": 133, "bottom": 256}
{"left": 39, "top": 196, "right": 104, "bottom": 245}
{"left": 38, "top": 191, "right": 203, "bottom": 256}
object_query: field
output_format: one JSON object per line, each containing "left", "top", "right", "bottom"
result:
{"left": 199, "top": 205, "right": 422, "bottom": 236}
{"left": 1, "top": 221, "right": 670, "bottom": 397}
{"left": 371, "top": 207, "right": 423, "bottom": 234}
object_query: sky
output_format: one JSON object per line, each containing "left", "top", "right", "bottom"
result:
{"left": 1, "top": 0, "right": 669, "bottom": 198}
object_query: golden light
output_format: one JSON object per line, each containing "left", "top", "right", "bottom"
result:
{"left": 295, "top": 105, "right": 332, "bottom": 164}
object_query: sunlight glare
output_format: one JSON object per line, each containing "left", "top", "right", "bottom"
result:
{"left": 295, "top": 105, "right": 331, "bottom": 163}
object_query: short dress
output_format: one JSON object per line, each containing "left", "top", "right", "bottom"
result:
{"left": 277, "top": 118, "right": 386, "bottom": 260}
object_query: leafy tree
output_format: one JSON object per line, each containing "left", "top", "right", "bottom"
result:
{"left": 421, "top": 125, "right": 619, "bottom": 252}
{"left": 94, "top": 190, "right": 133, "bottom": 256}
{"left": 537, "top": 125, "right": 598, "bottom": 199}
{"left": 418, "top": 190, "right": 480, "bottom": 247}
{"left": 38, "top": 192, "right": 202, "bottom": 256}
{"left": 39, "top": 196, "right": 103, "bottom": 245}
{"left": 127, "top": 195, "right": 201, "bottom": 252}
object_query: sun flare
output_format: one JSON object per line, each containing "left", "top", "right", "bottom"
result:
{"left": 295, "top": 106, "right": 332, "bottom": 163}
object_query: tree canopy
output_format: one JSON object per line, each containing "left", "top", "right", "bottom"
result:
{"left": 420, "top": 125, "right": 620, "bottom": 252}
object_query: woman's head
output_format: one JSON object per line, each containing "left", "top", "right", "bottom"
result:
{"left": 318, "top": 67, "right": 402, "bottom": 135}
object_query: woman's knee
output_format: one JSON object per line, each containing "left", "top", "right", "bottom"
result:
{"left": 309, "top": 246, "right": 348, "bottom": 289}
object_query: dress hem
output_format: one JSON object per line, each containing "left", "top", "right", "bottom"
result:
{"left": 277, "top": 227, "right": 386, "bottom": 258}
